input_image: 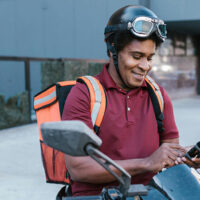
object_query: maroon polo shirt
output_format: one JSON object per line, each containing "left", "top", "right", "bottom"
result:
{"left": 62, "top": 64, "right": 179, "bottom": 196}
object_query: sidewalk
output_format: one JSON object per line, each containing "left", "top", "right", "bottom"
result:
{"left": 172, "top": 95, "right": 200, "bottom": 146}
{"left": 0, "top": 124, "right": 61, "bottom": 200}
{"left": 0, "top": 96, "right": 200, "bottom": 200}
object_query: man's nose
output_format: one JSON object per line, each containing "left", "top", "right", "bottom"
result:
{"left": 138, "top": 58, "right": 150, "bottom": 71}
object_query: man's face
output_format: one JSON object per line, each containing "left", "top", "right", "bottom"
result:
{"left": 117, "top": 39, "right": 156, "bottom": 90}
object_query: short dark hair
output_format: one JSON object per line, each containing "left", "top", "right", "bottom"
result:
{"left": 106, "top": 31, "right": 162, "bottom": 57}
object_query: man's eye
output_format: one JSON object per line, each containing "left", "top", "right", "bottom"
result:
{"left": 133, "top": 55, "right": 141, "bottom": 59}
{"left": 148, "top": 56, "right": 154, "bottom": 61}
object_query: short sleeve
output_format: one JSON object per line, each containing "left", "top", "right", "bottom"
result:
{"left": 160, "top": 87, "right": 179, "bottom": 140}
{"left": 61, "top": 82, "right": 93, "bottom": 130}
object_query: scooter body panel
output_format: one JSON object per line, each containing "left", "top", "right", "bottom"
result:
{"left": 150, "top": 164, "right": 200, "bottom": 200}
{"left": 140, "top": 186, "right": 168, "bottom": 200}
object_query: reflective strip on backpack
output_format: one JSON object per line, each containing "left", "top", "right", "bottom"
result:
{"left": 57, "top": 80, "right": 76, "bottom": 87}
{"left": 85, "top": 76, "right": 106, "bottom": 128}
{"left": 145, "top": 75, "right": 164, "bottom": 112}
{"left": 80, "top": 76, "right": 102, "bottom": 127}
{"left": 34, "top": 85, "right": 57, "bottom": 110}
{"left": 78, "top": 77, "right": 96, "bottom": 112}
{"left": 94, "top": 78, "right": 106, "bottom": 128}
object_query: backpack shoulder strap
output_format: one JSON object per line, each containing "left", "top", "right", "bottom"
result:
{"left": 77, "top": 76, "right": 106, "bottom": 134}
{"left": 76, "top": 75, "right": 164, "bottom": 134}
{"left": 145, "top": 75, "right": 165, "bottom": 134}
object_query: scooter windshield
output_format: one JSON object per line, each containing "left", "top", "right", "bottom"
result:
{"left": 147, "top": 164, "right": 200, "bottom": 200}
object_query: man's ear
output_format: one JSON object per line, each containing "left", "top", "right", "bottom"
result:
{"left": 109, "top": 52, "right": 114, "bottom": 64}
{"left": 109, "top": 51, "right": 113, "bottom": 58}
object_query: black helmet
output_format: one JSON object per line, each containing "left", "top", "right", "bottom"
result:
{"left": 104, "top": 5, "right": 167, "bottom": 86}
{"left": 105, "top": 5, "right": 167, "bottom": 42}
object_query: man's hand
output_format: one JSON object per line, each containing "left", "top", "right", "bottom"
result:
{"left": 144, "top": 143, "right": 186, "bottom": 173}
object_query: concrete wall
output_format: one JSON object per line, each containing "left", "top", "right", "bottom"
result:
{"left": 0, "top": 0, "right": 141, "bottom": 103}
{"left": 0, "top": 0, "right": 141, "bottom": 59}
{"left": 150, "top": 0, "right": 200, "bottom": 21}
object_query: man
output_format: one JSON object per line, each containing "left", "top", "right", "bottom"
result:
{"left": 62, "top": 5, "right": 199, "bottom": 196}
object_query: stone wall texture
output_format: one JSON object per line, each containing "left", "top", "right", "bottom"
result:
{"left": 0, "top": 92, "right": 29, "bottom": 129}
{"left": 41, "top": 60, "right": 105, "bottom": 89}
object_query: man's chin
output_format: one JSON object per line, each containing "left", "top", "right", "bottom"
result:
{"left": 124, "top": 82, "right": 143, "bottom": 90}
{"left": 130, "top": 80, "right": 144, "bottom": 88}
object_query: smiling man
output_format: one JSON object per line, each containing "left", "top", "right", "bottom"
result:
{"left": 62, "top": 5, "right": 187, "bottom": 196}
{"left": 108, "top": 39, "right": 155, "bottom": 90}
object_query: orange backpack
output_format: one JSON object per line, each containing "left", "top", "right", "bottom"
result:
{"left": 34, "top": 75, "right": 163, "bottom": 185}
{"left": 34, "top": 76, "right": 106, "bottom": 184}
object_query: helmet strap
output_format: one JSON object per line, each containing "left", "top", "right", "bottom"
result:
{"left": 106, "top": 40, "right": 126, "bottom": 87}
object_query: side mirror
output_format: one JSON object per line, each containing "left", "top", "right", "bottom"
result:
{"left": 41, "top": 120, "right": 133, "bottom": 197}
{"left": 41, "top": 120, "right": 102, "bottom": 156}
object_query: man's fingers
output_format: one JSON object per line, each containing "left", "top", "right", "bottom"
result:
{"left": 182, "top": 157, "right": 200, "bottom": 168}
{"left": 167, "top": 148, "right": 185, "bottom": 160}
{"left": 192, "top": 157, "right": 200, "bottom": 163}
{"left": 168, "top": 153, "right": 177, "bottom": 161}
{"left": 176, "top": 157, "right": 184, "bottom": 164}
{"left": 167, "top": 143, "right": 186, "bottom": 152}
{"left": 164, "top": 159, "right": 175, "bottom": 168}
{"left": 161, "top": 143, "right": 186, "bottom": 155}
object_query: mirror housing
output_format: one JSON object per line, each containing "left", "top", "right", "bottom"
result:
{"left": 41, "top": 120, "right": 102, "bottom": 156}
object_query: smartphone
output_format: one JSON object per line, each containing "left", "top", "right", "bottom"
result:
{"left": 184, "top": 141, "right": 200, "bottom": 161}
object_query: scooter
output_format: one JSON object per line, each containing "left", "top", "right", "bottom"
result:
{"left": 41, "top": 120, "right": 200, "bottom": 200}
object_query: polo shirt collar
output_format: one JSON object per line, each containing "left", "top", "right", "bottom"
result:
{"left": 98, "top": 63, "right": 148, "bottom": 91}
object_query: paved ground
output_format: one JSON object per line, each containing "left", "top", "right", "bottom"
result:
{"left": 172, "top": 95, "right": 200, "bottom": 146}
{"left": 0, "top": 123, "right": 61, "bottom": 200}
{"left": 0, "top": 95, "right": 200, "bottom": 200}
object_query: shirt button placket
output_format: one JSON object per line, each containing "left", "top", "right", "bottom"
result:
{"left": 126, "top": 95, "right": 131, "bottom": 121}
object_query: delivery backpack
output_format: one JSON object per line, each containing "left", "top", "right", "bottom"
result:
{"left": 33, "top": 75, "right": 164, "bottom": 185}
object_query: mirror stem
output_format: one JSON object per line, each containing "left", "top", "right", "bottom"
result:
{"left": 85, "top": 144, "right": 131, "bottom": 196}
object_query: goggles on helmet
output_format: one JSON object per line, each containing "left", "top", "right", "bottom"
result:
{"left": 105, "top": 16, "right": 167, "bottom": 41}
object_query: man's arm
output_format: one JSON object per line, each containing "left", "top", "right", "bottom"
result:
{"left": 65, "top": 141, "right": 185, "bottom": 184}
{"left": 65, "top": 155, "right": 147, "bottom": 184}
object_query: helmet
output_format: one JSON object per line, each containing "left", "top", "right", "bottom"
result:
{"left": 105, "top": 5, "right": 167, "bottom": 42}
{"left": 104, "top": 5, "right": 167, "bottom": 86}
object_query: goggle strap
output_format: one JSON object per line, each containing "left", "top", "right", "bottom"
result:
{"left": 104, "top": 24, "right": 127, "bottom": 34}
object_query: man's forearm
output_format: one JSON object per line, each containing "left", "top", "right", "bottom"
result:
{"left": 65, "top": 155, "right": 149, "bottom": 184}
{"left": 65, "top": 141, "right": 186, "bottom": 184}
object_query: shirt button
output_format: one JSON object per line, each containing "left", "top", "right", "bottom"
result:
{"left": 128, "top": 107, "right": 131, "bottom": 111}
{"left": 127, "top": 96, "right": 130, "bottom": 99}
